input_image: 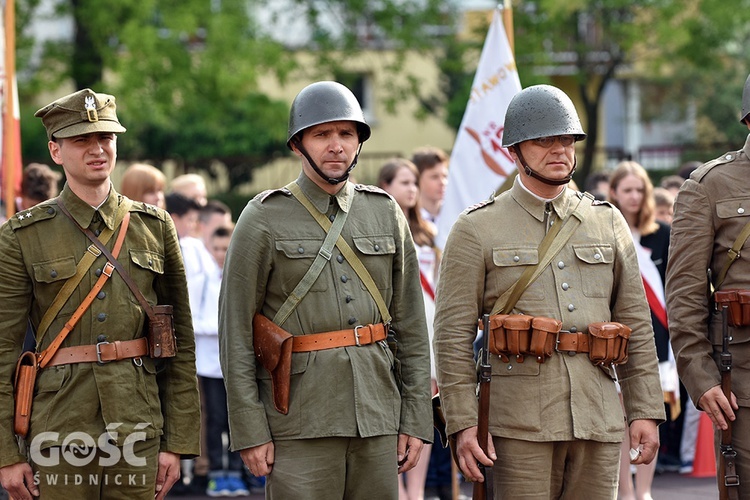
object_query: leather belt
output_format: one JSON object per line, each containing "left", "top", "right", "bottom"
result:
{"left": 45, "top": 338, "right": 149, "bottom": 367}
{"left": 292, "top": 323, "right": 387, "bottom": 352}
{"left": 555, "top": 331, "right": 590, "bottom": 353}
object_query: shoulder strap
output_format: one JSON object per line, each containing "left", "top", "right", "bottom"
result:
{"left": 56, "top": 199, "right": 154, "bottom": 320}
{"left": 287, "top": 182, "right": 392, "bottom": 324}
{"left": 273, "top": 187, "right": 350, "bottom": 327}
{"left": 35, "top": 199, "right": 131, "bottom": 347}
{"left": 714, "top": 220, "right": 750, "bottom": 292}
{"left": 492, "top": 194, "right": 593, "bottom": 315}
{"left": 37, "top": 212, "right": 131, "bottom": 367}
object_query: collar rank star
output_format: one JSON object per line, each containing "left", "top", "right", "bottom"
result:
{"left": 18, "top": 212, "right": 31, "bottom": 220}
{"left": 84, "top": 95, "right": 98, "bottom": 122}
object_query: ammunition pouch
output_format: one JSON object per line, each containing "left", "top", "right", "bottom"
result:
{"left": 714, "top": 289, "right": 750, "bottom": 327}
{"left": 587, "top": 322, "right": 631, "bottom": 365}
{"left": 487, "top": 314, "right": 562, "bottom": 363}
{"left": 147, "top": 305, "right": 177, "bottom": 358}
{"left": 487, "top": 314, "right": 630, "bottom": 366}
{"left": 13, "top": 351, "right": 39, "bottom": 438}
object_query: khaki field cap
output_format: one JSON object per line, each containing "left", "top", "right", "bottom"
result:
{"left": 35, "top": 88, "right": 127, "bottom": 140}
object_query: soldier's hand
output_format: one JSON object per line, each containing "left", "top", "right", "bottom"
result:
{"left": 699, "top": 385, "right": 738, "bottom": 431}
{"left": 455, "top": 426, "right": 496, "bottom": 482}
{"left": 0, "top": 462, "right": 39, "bottom": 500}
{"left": 240, "top": 442, "right": 275, "bottom": 477}
{"left": 628, "top": 419, "right": 660, "bottom": 465}
{"left": 397, "top": 434, "right": 424, "bottom": 473}
{"left": 154, "top": 451, "right": 181, "bottom": 500}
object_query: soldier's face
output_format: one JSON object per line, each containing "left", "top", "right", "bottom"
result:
{"left": 49, "top": 132, "right": 117, "bottom": 189}
{"left": 295, "top": 120, "right": 360, "bottom": 184}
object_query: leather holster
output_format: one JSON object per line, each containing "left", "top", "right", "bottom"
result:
{"left": 14, "top": 351, "right": 39, "bottom": 438}
{"left": 253, "top": 314, "right": 293, "bottom": 414}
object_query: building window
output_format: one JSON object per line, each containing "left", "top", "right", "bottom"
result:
{"left": 335, "top": 73, "right": 375, "bottom": 124}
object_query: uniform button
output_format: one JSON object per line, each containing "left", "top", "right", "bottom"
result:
{"left": 568, "top": 304, "right": 575, "bottom": 312}
{"left": 348, "top": 317, "right": 357, "bottom": 325}
{"left": 50, "top": 270, "right": 58, "bottom": 278}
{"left": 298, "top": 247, "right": 304, "bottom": 254}
{"left": 739, "top": 208, "right": 745, "bottom": 214}
{"left": 329, "top": 214, "right": 335, "bottom": 222}
{"left": 557, "top": 261, "right": 565, "bottom": 269}
{"left": 726, "top": 154, "right": 733, "bottom": 160}
{"left": 562, "top": 283, "right": 569, "bottom": 291}
{"left": 97, "top": 335, "right": 107, "bottom": 343}
{"left": 95, "top": 268, "right": 102, "bottom": 276}
{"left": 507, "top": 365, "right": 512, "bottom": 371}
{"left": 345, "top": 295, "right": 353, "bottom": 303}
{"left": 594, "top": 253, "right": 601, "bottom": 260}
{"left": 97, "top": 291, "right": 106, "bottom": 300}
{"left": 94, "top": 229, "right": 101, "bottom": 236}
{"left": 341, "top": 275, "right": 348, "bottom": 283}
{"left": 97, "top": 313, "right": 107, "bottom": 322}
{"left": 47, "top": 207, "right": 55, "bottom": 215}
{"left": 513, "top": 255, "right": 520, "bottom": 262}
{"left": 337, "top": 254, "right": 344, "bottom": 264}
{"left": 374, "top": 244, "right": 380, "bottom": 251}
{"left": 148, "top": 259, "right": 153, "bottom": 266}
{"left": 570, "top": 326, "right": 578, "bottom": 333}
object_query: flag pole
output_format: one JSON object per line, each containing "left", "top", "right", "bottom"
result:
{"left": 3, "top": 0, "right": 18, "bottom": 220}
{"left": 501, "top": 0, "right": 514, "bottom": 56}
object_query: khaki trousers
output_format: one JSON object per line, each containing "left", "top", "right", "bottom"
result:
{"left": 267, "top": 435, "right": 398, "bottom": 500}
{"left": 490, "top": 437, "right": 621, "bottom": 499}
{"left": 31, "top": 436, "right": 159, "bottom": 500}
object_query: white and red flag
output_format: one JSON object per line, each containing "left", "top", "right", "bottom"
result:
{"left": 436, "top": 7, "right": 521, "bottom": 248}
{"left": 0, "top": 0, "right": 22, "bottom": 220}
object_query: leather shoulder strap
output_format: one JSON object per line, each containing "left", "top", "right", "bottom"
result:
{"left": 714, "top": 219, "right": 750, "bottom": 292}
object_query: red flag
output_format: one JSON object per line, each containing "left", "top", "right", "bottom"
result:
{"left": 1, "top": 0, "right": 22, "bottom": 220}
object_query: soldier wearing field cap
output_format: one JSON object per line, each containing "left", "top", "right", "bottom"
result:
{"left": 0, "top": 89, "right": 200, "bottom": 500}
{"left": 434, "top": 84, "right": 665, "bottom": 498}
{"left": 219, "top": 81, "right": 432, "bottom": 499}
{"left": 667, "top": 72, "right": 750, "bottom": 499}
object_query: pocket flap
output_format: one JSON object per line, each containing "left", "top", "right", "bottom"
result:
{"left": 33, "top": 256, "right": 77, "bottom": 283}
{"left": 352, "top": 235, "right": 396, "bottom": 255}
{"left": 275, "top": 239, "right": 321, "bottom": 259}
{"left": 588, "top": 322, "right": 619, "bottom": 339}
{"left": 573, "top": 244, "right": 613, "bottom": 264}
{"left": 129, "top": 250, "right": 165, "bottom": 273}
{"left": 493, "top": 247, "right": 538, "bottom": 267}
{"left": 716, "top": 197, "right": 750, "bottom": 219}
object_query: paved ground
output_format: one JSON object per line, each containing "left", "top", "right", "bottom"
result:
{"left": 171, "top": 471, "right": 719, "bottom": 499}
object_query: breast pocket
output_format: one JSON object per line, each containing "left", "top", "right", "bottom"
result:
{"left": 32, "top": 256, "right": 79, "bottom": 316}
{"left": 573, "top": 244, "right": 614, "bottom": 298}
{"left": 127, "top": 249, "right": 165, "bottom": 305}
{"left": 352, "top": 235, "right": 396, "bottom": 292}
{"left": 491, "top": 246, "right": 544, "bottom": 301}
{"left": 275, "top": 239, "right": 329, "bottom": 293}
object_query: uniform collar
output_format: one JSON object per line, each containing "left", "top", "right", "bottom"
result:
{"left": 510, "top": 176, "right": 572, "bottom": 222}
{"left": 58, "top": 183, "right": 121, "bottom": 230}
{"left": 295, "top": 172, "right": 353, "bottom": 213}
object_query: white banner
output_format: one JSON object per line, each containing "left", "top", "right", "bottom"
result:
{"left": 436, "top": 8, "right": 521, "bottom": 248}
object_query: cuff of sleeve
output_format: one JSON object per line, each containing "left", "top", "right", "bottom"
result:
{"left": 440, "top": 390, "right": 478, "bottom": 437}
{"left": 228, "top": 407, "right": 272, "bottom": 452}
{"left": 399, "top": 397, "right": 434, "bottom": 443}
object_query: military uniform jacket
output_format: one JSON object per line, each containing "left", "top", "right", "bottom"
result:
{"left": 219, "top": 172, "right": 432, "bottom": 451}
{"left": 0, "top": 184, "right": 200, "bottom": 468}
{"left": 666, "top": 134, "right": 750, "bottom": 409}
{"left": 434, "top": 178, "right": 665, "bottom": 442}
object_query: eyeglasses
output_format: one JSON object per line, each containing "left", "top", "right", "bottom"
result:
{"left": 531, "top": 135, "right": 576, "bottom": 148}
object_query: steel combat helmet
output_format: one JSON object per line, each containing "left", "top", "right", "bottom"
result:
{"left": 502, "top": 85, "right": 585, "bottom": 186}
{"left": 502, "top": 84, "right": 586, "bottom": 148}
{"left": 287, "top": 81, "right": 370, "bottom": 184}
{"left": 741, "top": 73, "right": 750, "bottom": 124}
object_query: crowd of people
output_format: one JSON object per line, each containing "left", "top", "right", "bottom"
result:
{"left": 1, "top": 73, "right": 749, "bottom": 500}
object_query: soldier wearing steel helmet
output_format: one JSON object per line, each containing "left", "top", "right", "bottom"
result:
{"left": 434, "top": 84, "right": 664, "bottom": 498}
{"left": 219, "top": 81, "right": 432, "bottom": 499}
{"left": 667, "top": 72, "right": 750, "bottom": 499}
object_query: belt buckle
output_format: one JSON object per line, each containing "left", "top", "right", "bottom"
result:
{"left": 96, "top": 341, "right": 111, "bottom": 364}
{"left": 554, "top": 330, "right": 563, "bottom": 353}
{"left": 354, "top": 325, "right": 364, "bottom": 346}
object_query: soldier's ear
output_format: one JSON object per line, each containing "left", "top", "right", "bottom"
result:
{"left": 48, "top": 139, "right": 64, "bottom": 166}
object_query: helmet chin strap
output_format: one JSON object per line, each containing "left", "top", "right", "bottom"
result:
{"left": 514, "top": 146, "right": 576, "bottom": 186}
{"left": 292, "top": 138, "right": 362, "bottom": 185}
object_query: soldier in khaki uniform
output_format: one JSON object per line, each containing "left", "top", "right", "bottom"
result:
{"left": 434, "top": 85, "right": 665, "bottom": 498}
{"left": 219, "top": 81, "right": 432, "bottom": 499}
{"left": 666, "top": 73, "right": 750, "bottom": 498}
{"left": 0, "top": 89, "right": 200, "bottom": 500}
